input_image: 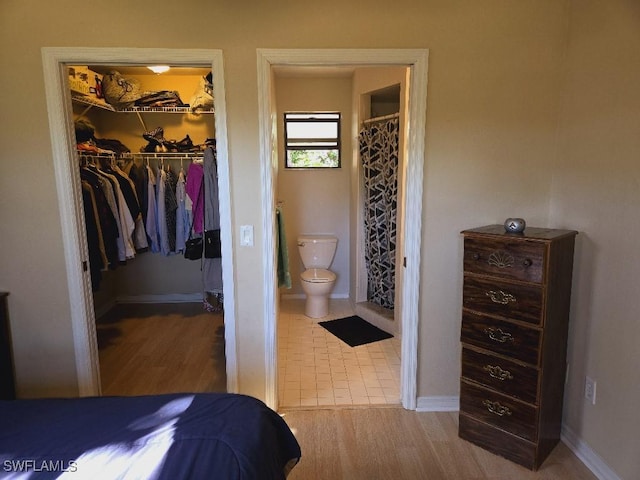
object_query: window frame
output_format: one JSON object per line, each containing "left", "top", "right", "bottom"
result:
{"left": 283, "top": 111, "right": 341, "bottom": 169}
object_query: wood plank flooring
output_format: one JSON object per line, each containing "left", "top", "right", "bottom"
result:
{"left": 96, "top": 302, "right": 226, "bottom": 396}
{"left": 281, "top": 407, "right": 597, "bottom": 480}
{"left": 96, "top": 303, "right": 596, "bottom": 479}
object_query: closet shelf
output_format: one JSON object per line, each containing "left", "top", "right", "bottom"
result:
{"left": 71, "top": 93, "right": 214, "bottom": 114}
{"left": 120, "top": 106, "right": 214, "bottom": 114}
{"left": 72, "top": 93, "right": 116, "bottom": 112}
{"left": 78, "top": 150, "right": 205, "bottom": 158}
{"left": 125, "top": 152, "right": 205, "bottom": 158}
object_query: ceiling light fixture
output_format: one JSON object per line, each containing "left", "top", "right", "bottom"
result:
{"left": 147, "top": 65, "right": 170, "bottom": 74}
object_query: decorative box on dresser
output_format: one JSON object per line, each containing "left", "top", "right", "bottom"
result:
{"left": 458, "top": 225, "right": 578, "bottom": 470}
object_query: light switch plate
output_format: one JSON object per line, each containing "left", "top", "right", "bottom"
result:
{"left": 240, "top": 225, "right": 254, "bottom": 246}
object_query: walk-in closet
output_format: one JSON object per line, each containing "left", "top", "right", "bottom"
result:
{"left": 69, "top": 65, "right": 226, "bottom": 396}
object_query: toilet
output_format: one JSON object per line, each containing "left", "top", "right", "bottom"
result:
{"left": 297, "top": 235, "right": 338, "bottom": 318}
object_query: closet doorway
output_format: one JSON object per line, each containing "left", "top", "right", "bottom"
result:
{"left": 42, "top": 48, "right": 237, "bottom": 397}
{"left": 257, "top": 49, "right": 429, "bottom": 410}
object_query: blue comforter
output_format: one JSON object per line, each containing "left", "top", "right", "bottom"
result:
{"left": 0, "top": 393, "right": 300, "bottom": 479}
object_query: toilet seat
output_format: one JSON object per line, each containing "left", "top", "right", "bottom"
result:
{"left": 301, "top": 268, "right": 336, "bottom": 283}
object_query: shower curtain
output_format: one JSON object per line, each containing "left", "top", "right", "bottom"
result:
{"left": 359, "top": 116, "right": 399, "bottom": 309}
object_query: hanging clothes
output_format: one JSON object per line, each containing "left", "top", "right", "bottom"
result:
{"left": 145, "top": 163, "right": 160, "bottom": 253}
{"left": 82, "top": 160, "right": 137, "bottom": 262}
{"left": 104, "top": 167, "right": 136, "bottom": 261}
{"left": 156, "top": 165, "right": 169, "bottom": 255}
{"left": 175, "top": 167, "right": 189, "bottom": 253}
{"left": 80, "top": 164, "right": 119, "bottom": 269}
{"left": 106, "top": 162, "right": 146, "bottom": 253}
{"left": 127, "top": 161, "right": 149, "bottom": 232}
{"left": 359, "top": 116, "right": 399, "bottom": 309}
{"left": 78, "top": 151, "right": 212, "bottom": 292}
{"left": 81, "top": 181, "right": 106, "bottom": 291}
{"left": 115, "top": 161, "right": 148, "bottom": 251}
{"left": 202, "top": 146, "right": 223, "bottom": 311}
{"left": 185, "top": 161, "right": 205, "bottom": 234}
{"left": 102, "top": 162, "right": 140, "bottom": 221}
{"left": 164, "top": 166, "right": 178, "bottom": 253}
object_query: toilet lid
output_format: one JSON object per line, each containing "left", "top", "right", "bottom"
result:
{"left": 301, "top": 268, "right": 336, "bottom": 283}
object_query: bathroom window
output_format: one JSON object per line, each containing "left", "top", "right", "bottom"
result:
{"left": 284, "top": 112, "right": 340, "bottom": 168}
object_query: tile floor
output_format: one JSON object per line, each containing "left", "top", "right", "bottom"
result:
{"left": 278, "top": 298, "right": 401, "bottom": 408}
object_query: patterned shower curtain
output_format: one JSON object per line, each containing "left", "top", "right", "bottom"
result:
{"left": 359, "top": 116, "right": 399, "bottom": 309}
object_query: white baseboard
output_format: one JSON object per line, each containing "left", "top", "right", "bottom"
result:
{"left": 93, "top": 299, "right": 117, "bottom": 319}
{"left": 280, "top": 293, "right": 350, "bottom": 300}
{"left": 561, "top": 425, "right": 621, "bottom": 480}
{"left": 416, "top": 396, "right": 460, "bottom": 412}
{"left": 93, "top": 294, "right": 203, "bottom": 319}
{"left": 116, "top": 293, "right": 204, "bottom": 304}
{"left": 280, "top": 293, "right": 305, "bottom": 299}
{"left": 415, "top": 401, "right": 617, "bottom": 479}
{"left": 331, "top": 293, "right": 350, "bottom": 299}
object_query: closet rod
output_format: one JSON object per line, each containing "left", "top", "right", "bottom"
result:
{"left": 77, "top": 151, "right": 116, "bottom": 158}
{"left": 362, "top": 112, "right": 400, "bottom": 125}
{"left": 125, "top": 152, "right": 204, "bottom": 158}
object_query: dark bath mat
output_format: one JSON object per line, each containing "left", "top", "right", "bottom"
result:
{"left": 319, "top": 315, "right": 393, "bottom": 347}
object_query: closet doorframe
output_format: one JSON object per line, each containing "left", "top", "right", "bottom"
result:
{"left": 41, "top": 47, "right": 237, "bottom": 396}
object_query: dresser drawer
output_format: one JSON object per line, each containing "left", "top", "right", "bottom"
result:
{"left": 463, "top": 275, "right": 543, "bottom": 325}
{"left": 464, "top": 237, "right": 545, "bottom": 284}
{"left": 460, "top": 380, "right": 538, "bottom": 442}
{"left": 459, "top": 413, "right": 538, "bottom": 470}
{"left": 461, "top": 311, "right": 541, "bottom": 365}
{"left": 461, "top": 347, "right": 539, "bottom": 404}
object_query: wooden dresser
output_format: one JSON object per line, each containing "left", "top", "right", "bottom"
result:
{"left": 458, "top": 225, "right": 578, "bottom": 470}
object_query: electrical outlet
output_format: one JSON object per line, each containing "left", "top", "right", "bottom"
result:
{"left": 584, "top": 376, "right": 597, "bottom": 405}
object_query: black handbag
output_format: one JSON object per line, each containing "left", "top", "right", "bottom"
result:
{"left": 184, "top": 236, "right": 203, "bottom": 260}
{"left": 204, "top": 229, "right": 221, "bottom": 258}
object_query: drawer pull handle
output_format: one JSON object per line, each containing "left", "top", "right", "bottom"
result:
{"left": 522, "top": 258, "right": 532, "bottom": 267}
{"left": 487, "top": 251, "right": 514, "bottom": 269}
{"left": 482, "top": 399, "right": 512, "bottom": 417}
{"left": 483, "top": 364, "right": 514, "bottom": 381}
{"left": 486, "top": 289, "right": 516, "bottom": 305}
{"left": 484, "top": 327, "right": 514, "bottom": 344}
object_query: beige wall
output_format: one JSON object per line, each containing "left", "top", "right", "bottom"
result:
{"left": 275, "top": 74, "right": 352, "bottom": 298}
{"left": 0, "top": 0, "right": 637, "bottom": 477}
{"left": 550, "top": 1, "right": 640, "bottom": 478}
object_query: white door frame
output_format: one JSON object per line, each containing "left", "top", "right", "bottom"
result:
{"left": 257, "top": 49, "right": 428, "bottom": 410}
{"left": 41, "top": 47, "right": 238, "bottom": 396}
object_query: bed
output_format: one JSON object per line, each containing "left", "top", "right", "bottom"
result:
{"left": 0, "top": 392, "right": 300, "bottom": 479}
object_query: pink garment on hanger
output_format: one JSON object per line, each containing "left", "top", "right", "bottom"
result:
{"left": 185, "top": 162, "right": 205, "bottom": 234}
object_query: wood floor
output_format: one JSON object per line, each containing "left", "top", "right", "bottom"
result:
{"left": 96, "top": 303, "right": 595, "bottom": 479}
{"left": 96, "top": 302, "right": 226, "bottom": 396}
{"left": 281, "top": 407, "right": 597, "bottom": 480}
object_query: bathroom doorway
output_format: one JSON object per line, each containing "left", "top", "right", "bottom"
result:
{"left": 257, "top": 49, "right": 429, "bottom": 410}
{"left": 273, "top": 67, "right": 407, "bottom": 409}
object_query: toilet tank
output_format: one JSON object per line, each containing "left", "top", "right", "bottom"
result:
{"left": 297, "top": 235, "right": 338, "bottom": 269}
